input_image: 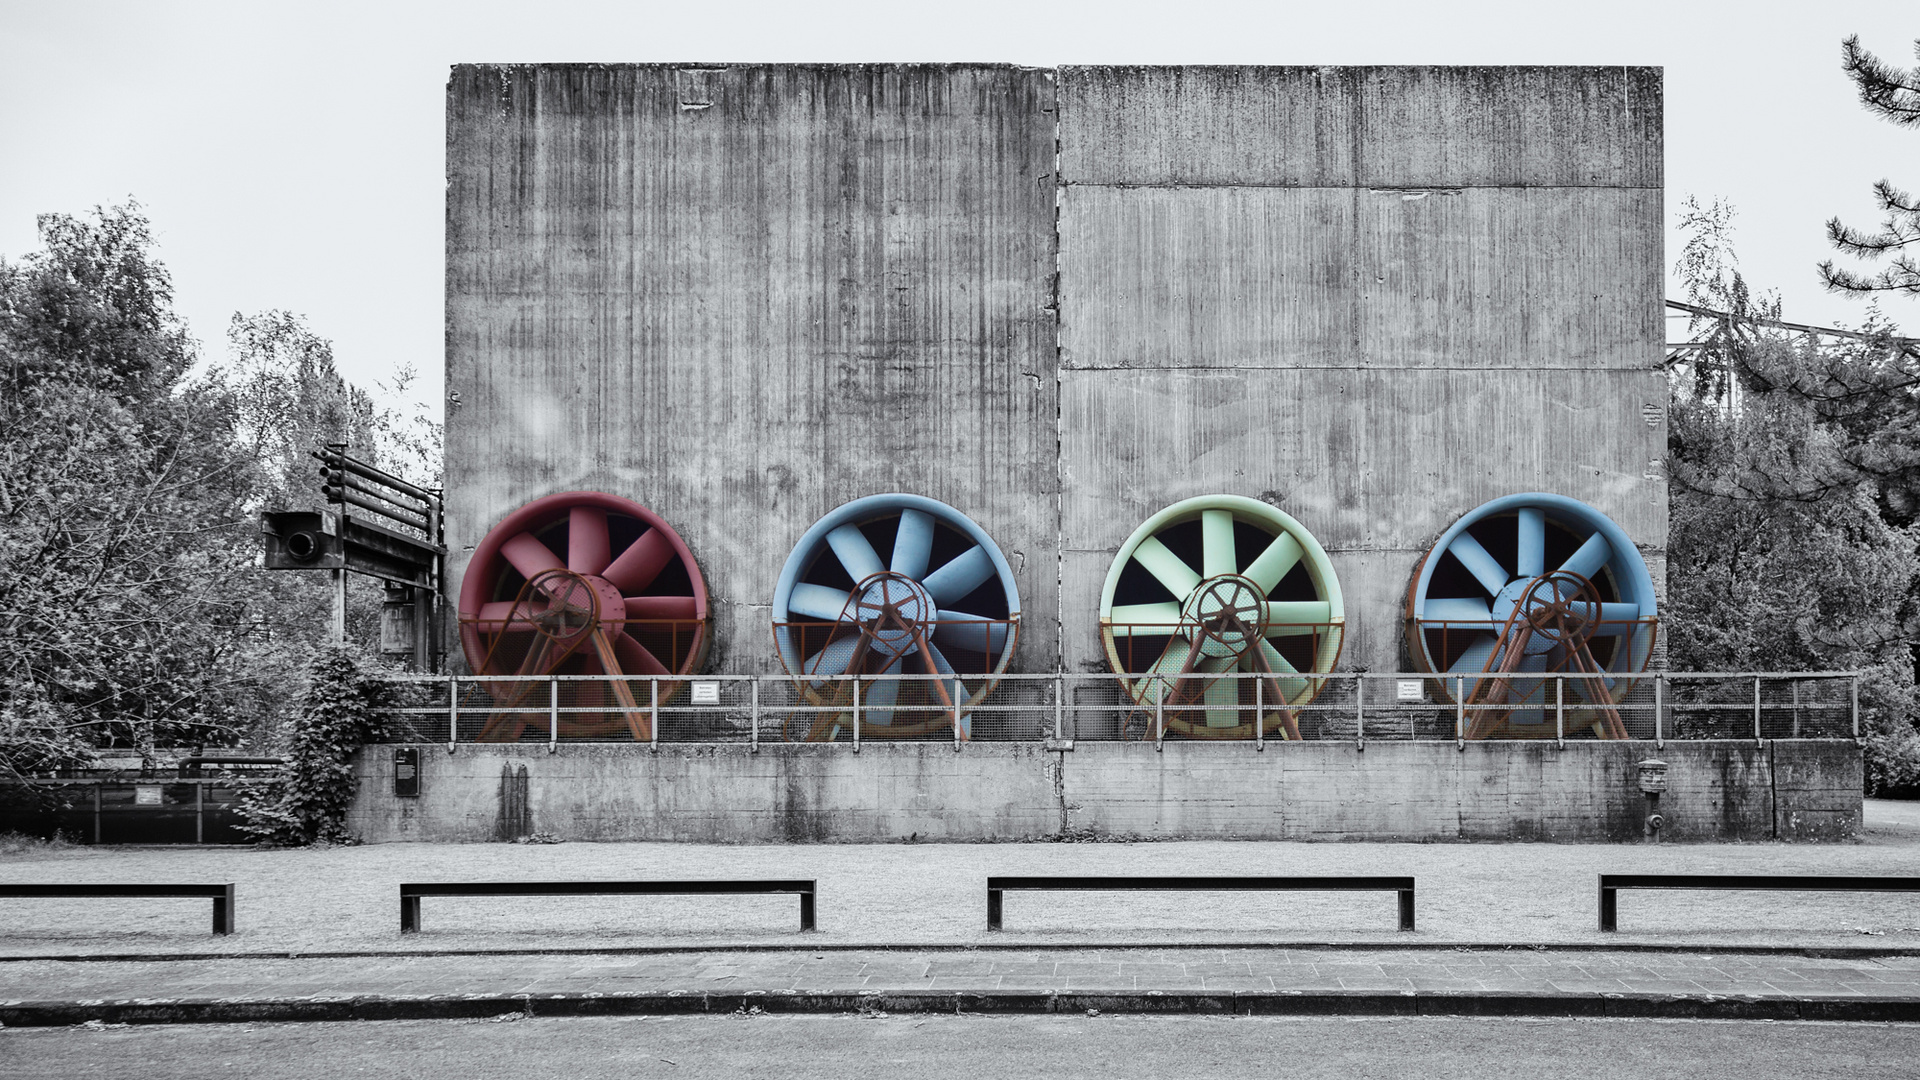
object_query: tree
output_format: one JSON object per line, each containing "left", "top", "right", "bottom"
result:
{"left": 1669, "top": 208, "right": 1920, "bottom": 792}
{"left": 1821, "top": 35, "right": 1920, "bottom": 299}
{"left": 0, "top": 203, "right": 259, "bottom": 777}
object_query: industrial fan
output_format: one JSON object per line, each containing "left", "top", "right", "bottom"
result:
{"left": 1099, "top": 495, "right": 1344, "bottom": 740}
{"left": 457, "top": 492, "right": 710, "bottom": 741}
{"left": 771, "top": 494, "right": 1021, "bottom": 740}
{"left": 1405, "top": 493, "right": 1658, "bottom": 739}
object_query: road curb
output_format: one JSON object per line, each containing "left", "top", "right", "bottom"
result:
{"left": 6, "top": 940, "right": 1920, "bottom": 964}
{"left": 4, "top": 989, "right": 1917, "bottom": 1027}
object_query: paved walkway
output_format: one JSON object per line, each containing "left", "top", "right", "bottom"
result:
{"left": 5, "top": 946, "right": 1920, "bottom": 1025}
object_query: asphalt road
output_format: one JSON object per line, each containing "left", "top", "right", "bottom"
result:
{"left": 3, "top": 1014, "right": 1913, "bottom": 1080}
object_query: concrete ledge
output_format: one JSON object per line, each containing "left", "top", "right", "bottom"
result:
{"left": 349, "top": 740, "right": 1862, "bottom": 844}
{"left": 6, "top": 989, "right": 1915, "bottom": 1027}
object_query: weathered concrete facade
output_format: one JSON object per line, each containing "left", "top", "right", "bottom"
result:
{"left": 446, "top": 65, "right": 1059, "bottom": 675}
{"left": 1053, "top": 66, "right": 1665, "bottom": 673}
{"left": 348, "top": 740, "right": 1859, "bottom": 843}
{"left": 445, "top": 63, "right": 1665, "bottom": 676}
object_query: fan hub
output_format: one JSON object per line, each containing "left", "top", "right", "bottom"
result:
{"left": 1181, "top": 574, "right": 1268, "bottom": 659}
{"left": 1495, "top": 571, "right": 1600, "bottom": 655}
{"left": 852, "top": 572, "right": 937, "bottom": 659}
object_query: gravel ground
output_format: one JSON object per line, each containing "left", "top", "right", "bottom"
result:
{"left": 0, "top": 802, "right": 1914, "bottom": 957}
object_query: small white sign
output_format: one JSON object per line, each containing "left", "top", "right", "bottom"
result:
{"left": 134, "top": 786, "right": 163, "bottom": 806}
{"left": 1395, "top": 680, "right": 1424, "bottom": 702}
{"left": 690, "top": 681, "right": 720, "bottom": 705}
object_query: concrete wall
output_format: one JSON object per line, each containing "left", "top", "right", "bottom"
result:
{"left": 445, "top": 65, "right": 1059, "bottom": 675}
{"left": 446, "top": 64, "right": 1665, "bottom": 678}
{"left": 349, "top": 740, "right": 1858, "bottom": 844}
{"left": 1054, "top": 66, "right": 1666, "bottom": 672}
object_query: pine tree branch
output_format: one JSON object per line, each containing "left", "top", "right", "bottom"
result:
{"left": 1843, "top": 35, "right": 1920, "bottom": 128}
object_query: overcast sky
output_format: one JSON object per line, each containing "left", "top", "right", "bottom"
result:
{"left": 1, "top": 0, "right": 1912, "bottom": 409}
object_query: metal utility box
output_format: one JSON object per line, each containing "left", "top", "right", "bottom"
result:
{"left": 393, "top": 748, "right": 421, "bottom": 798}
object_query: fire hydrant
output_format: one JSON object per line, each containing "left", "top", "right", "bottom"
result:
{"left": 1637, "top": 759, "right": 1668, "bottom": 841}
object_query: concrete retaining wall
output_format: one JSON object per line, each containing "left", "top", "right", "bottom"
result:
{"left": 348, "top": 740, "right": 1859, "bottom": 843}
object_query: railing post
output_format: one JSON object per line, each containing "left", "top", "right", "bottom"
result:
{"left": 1853, "top": 674, "right": 1861, "bottom": 741}
{"left": 1791, "top": 679, "right": 1801, "bottom": 739}
{"left": 955, "top": 678, "right": 964, "bottom": 751}
{"left": 195, "top": 781, "right": 204, "bottom": 845}
{"left": 1154, "top": 683, "right": 1164, "bottom": 752}
{"left": 1054, "top": 675, "right": 1064, "bottom": 742}
{"left": 750, "top": 678, "right": 760, "bottom": 752}
{"left": 1254, "top": 673, "right": 1264, "bottom": 751}
{"left": 852, "top": 677, "right": 861, "bottom": 752}
{"left": 1355, "top": 675, "right": 1365, "bottom": 752}
{"left": 1653, "top": 672, "right": 1664, "bottom": 750}
{"left": 448, "top": 676, "right": 459, "bottom": 753}
{"left": 650, "top": 678, "right": 660, "bottom": 752}
{"left": 548, "top": 677, "right": 559, "bottom": 753}
{"left": 1598, "top": 877, "right": 1618, "bottom": 932}
{"left": 1455, "top": 675, "right": 1466, "bottom": 750}
{"left": 1753, "top": 675, "right": 1763, "bottom": 746}
{"left": 1554, "top": 676, "right": 1564, "bottom": 749}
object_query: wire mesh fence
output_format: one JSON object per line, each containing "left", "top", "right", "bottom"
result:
{"left": 366, "top": 672, "right": 1858, "bottom": 746}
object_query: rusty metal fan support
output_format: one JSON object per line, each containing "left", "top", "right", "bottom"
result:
{"left": 1099, "top": 495, "right": 1344, "bottom": 740}
{"left": 771, "top": 494, "right": 1020, "bottom": 741}
{"left": 457, "top": 492, "right": 710, "bottom": 741}
{"left": 1405, "top": 493, "right": 1658, "bottom": 740}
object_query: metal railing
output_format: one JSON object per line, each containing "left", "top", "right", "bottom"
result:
{"left": 366, "top": 671, "right": 1860, "bottom": 748}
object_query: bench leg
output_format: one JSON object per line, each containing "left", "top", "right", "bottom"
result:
{"left": 213, "top": 885, "right": 235, "bottom": 935}
{"left": 401, "top": 894, "right": 422, "bottom": 934}
{"left": 1397, "top": 888, "right": 1415, "bottom": 932}
{"left": 987, "top": 889, "right": 1003, "bottom": 931}
{"left": 1598, "top": 885, "right": 1617, "bottom": 932}
{"left": 799, "top": 891, "right": 816, "bottom": 932}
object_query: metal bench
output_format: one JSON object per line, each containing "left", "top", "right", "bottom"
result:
{"left": 0, "top": 882, "right": 236, "bottom": 934}
{"left": 398, "top": 879, "right": 817, "bottom": 933}
{"left": 1598, "top": 874, "right": 1920, "bottom": 932}
{"left": 985, "top": 875, "right": 1416, "bottom": 931}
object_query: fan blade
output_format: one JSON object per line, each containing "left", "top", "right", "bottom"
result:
{"left": 891, "top": 509, "right": 935, "bottom": 580}
{"left": 611, "top": 632, "right": 671, "bottom": 678}
{"left": 787, "top": 584, "right": 854, "bottom": 622}
{"left": 1108, "top": 602, "right": 1183, "bottom": 635}
{"left": 862, "top": 658, "right": 905, "bottom": 727}
{"left": 1246, "top": 639, "right": 1309, "bottom": 702}
{"left": 1447, "top": 633, "right": 1500, "bottom": 675}
{"left": 804, "top": 636, "right": 862, "bottom": 679}
{"left": 1590, "top": 602, "right": 1645, "bottom": 636}
{"left": 623, "top": 595, "right": 699, "bottom": 621}
{"left": 1132, "top": 536, "right": 1202, "bottom": 600}
{"left": 827, "top": 523, "right": 885, "bottom": 582}
{"left": 922, "top": 545, "right": 996, "bottom": 605}
{"left": 1137, "top": 638, "right": 1196, "bottom": 707}
{"left": 1264, "top": 600, "right": 1332, "bottom": 635}
{"left": 500, "top": 532, "right": 566, "bottom": 583}
{"left": 473, "top": 601, "right": 541, "bottom": 631}
{"left": 602, "top": 528, "right": 675, "bottom": 594}
{"left": 1243, "top": 532, "right": 1304, "bottom": 594}
{"left": 918, "top": 640, "right": 970, "bottom": 738}
{"left": 568, "top": 506, "right": 612, "bottom": 576}
{"left": 1201, "top": 655, "right": 1240, "bottom": 726}
{"left": 1201, "top": 509, "right": 1236, "bottom": 578}
{"left": 932, "top": 611, "right": 1009, "bottom": 655}
{"left": 1558, "top": 532, "right": 1612, "bottom": 582}
{"left": 1515, "top": 507, "right": 1546, "bottom": 578}
{"left": 1446, "top": 532, "right": 1511, "bottom": 597}
{"left": 1421, "top": 597, "right": 1496, "bottom": 630}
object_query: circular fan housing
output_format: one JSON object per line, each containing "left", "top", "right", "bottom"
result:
{"left": 771, "top": 494, "right": 1021, "bottom": 740}
{"left": 1405, "top": 492, "right": 1658, "bottom": 738}
{"left": 1099, "top": 495, "right": 1344, "bottom": 740}
{"left": 458, "top": 491, "right": 709, "bottom": 740}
